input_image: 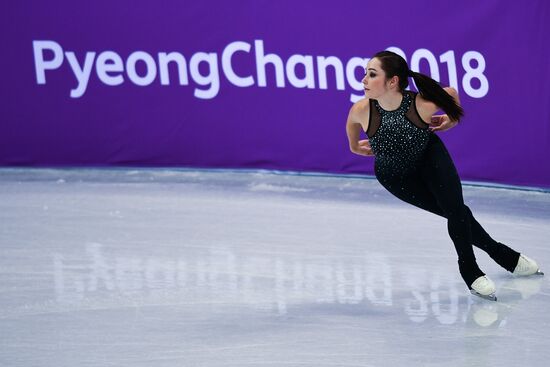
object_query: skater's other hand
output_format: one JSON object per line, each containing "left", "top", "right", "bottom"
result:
{"left": 429, "top": 114, "right": 458, "bottom": 132}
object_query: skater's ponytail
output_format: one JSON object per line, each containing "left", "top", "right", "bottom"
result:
{"left": 373, "top": 51, "right": 464, "bottom": 122}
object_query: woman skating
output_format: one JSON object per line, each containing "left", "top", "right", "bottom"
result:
{"left": 345, "top": 51, "right": 543, "bottom": 300}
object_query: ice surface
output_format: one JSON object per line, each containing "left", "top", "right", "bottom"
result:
{"left": 1, "top": 168, "right": 549, "bottom": 366}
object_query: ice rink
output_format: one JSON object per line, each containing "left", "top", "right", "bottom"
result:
{"left": 1, "top": 168, "right": 549, "bottom": 367}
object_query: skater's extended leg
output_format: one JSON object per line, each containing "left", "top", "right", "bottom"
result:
{"left": 464, "top": 205, "right": 520, "bottom": 272}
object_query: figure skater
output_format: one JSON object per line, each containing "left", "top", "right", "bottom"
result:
{"left": 345, "top": 50, "right": 543, "bottom": 300}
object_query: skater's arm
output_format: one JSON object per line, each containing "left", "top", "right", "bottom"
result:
{"left": 346, "top": 104, "right": 374, "bottom": 157}
{"left": 424, "top": 87, "right": 461, "bottom": 133}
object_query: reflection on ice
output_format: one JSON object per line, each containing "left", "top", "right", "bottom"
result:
{"left": 49, "top": 243, "right": 543, "bottom": 328}
{"left": 53, "top": 243, "right": 392, "bottom": 313}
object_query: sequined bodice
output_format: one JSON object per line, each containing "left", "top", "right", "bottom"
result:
{"left": 369, "top": 92, "right": 432, "bottom": 175}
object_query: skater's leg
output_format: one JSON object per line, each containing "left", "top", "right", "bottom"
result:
{"left": 417, "top": 134, "right": 485, "bottom": 287}
{"left": 378, "top": 172, "right": 520, "bottom": 273}
{"left": 464, "top": 205, "right": 520, "bottom": 272}
{"left": 376, "top": 165, "right": 483, "bottom": 287}
{"left": 376, "top": 166, "right": 519, "bottom": 279}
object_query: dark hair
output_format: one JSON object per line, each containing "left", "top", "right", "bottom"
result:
{"left": 372, "top": 50, "right": 464, "bottom": 122}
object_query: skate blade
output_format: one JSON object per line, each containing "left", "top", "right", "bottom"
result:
{"left": 470, "top": 290, "right": 497, "bottom": 301}
{"left": 535, "top": 270, "right": 544, "bottom": 276}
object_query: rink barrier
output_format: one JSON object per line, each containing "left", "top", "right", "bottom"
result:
{"left": 1, "top": 166, "right": 549, "bottom": 193}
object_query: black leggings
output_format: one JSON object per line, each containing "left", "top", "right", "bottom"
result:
{"left": 375, "top": 133, "right": 520, "bottom": 287}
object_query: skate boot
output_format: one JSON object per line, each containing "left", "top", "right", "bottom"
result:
{"left": 513, "top": 254, "right": 544, "bottom": 276}
{"left": 470, "top": 275, "right": 497, "bottom": 301}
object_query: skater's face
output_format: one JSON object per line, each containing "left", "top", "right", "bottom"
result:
{"left": 362, "top": 58, "right": 397, "bottom": 98}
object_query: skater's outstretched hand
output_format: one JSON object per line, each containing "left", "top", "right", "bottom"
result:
{"left": 429, "top": 114, "right": 458, "bottom": 132}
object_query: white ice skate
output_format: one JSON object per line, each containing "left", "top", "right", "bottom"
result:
{"left": 513, "top": 254, "right": 544, "bottom": 276}
{"left": 470, "top": 275, "right": 497, "bottom": 301}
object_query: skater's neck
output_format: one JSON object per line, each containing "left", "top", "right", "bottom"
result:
{"left": 376, "top": 90, "right": 403, "bottom": 111}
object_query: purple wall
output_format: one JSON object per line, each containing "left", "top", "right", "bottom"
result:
{"left": 1, "top": 1, "right": 550, "bottom": 188}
